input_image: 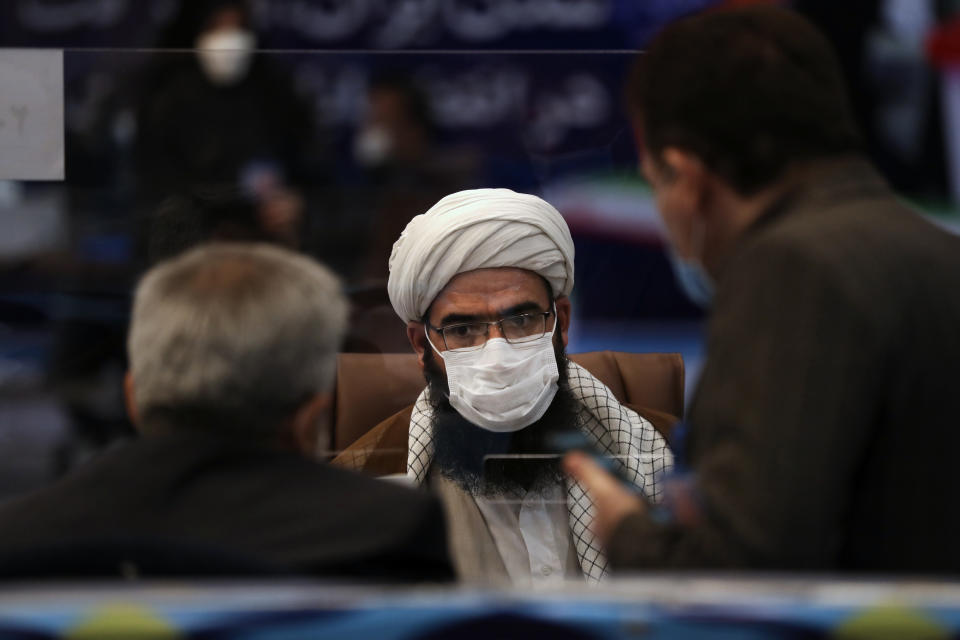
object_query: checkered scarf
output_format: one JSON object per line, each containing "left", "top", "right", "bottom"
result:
{"left": 406, "top": 360, "right": 673, "bottom": 582}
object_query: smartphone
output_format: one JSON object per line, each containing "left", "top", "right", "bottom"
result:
{"left": 545, "top": 430, "right": 640, "bottom": 490}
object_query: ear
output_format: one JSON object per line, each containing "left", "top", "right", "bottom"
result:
{"left": 123, "top": 371, "right": 140, "bottom": 431}
{"left": 662, "top": 146, "right": 710, "bottom": 212}
{"left": 290, "top": 392, "right": 332, "bottom": 457}
{"left": 555, "top": 295, "right": 572, "bottom": 348}
{"left": 407, "top": 321, "right": 429, "bottom": 370}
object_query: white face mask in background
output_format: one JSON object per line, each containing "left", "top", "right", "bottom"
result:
{"left": 668, "top": 251, "right": 715, "bottom": 308}
{"left": 196, "top": 28, "right": 256, "bottom": 86}
{"left": 428, "top": 310, "right": 560, "bottom": 433}
{"left": 353, "top": 125, "right": 394, "bottom": 167}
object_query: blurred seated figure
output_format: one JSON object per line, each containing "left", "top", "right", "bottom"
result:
{"left": 0, "top": 244, "right": 453, "bottom": 582}
{"left": 133, "top": 0, "right": 324, "bottom": 250}
{"left": 335, "top": 75, "right": 480, "bottom": 352}
{"left": 145, "top": 187, "right": 278, "bottom": 266}
{"left": 352, "top": 74, "right": 478, "bottom": 282}
{"left": 145, "top": 189, "right": 410, "bottom": 355}
{"left": 334, "top": 189, "right": 673, "bottom": 586}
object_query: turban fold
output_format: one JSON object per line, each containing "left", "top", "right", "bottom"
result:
{"left": 387, "top": 188, "right": 575, "bottom": 323}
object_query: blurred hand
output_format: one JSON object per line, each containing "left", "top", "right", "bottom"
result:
{"left": 563, "top": 451, "right": 646, "bottom": 544}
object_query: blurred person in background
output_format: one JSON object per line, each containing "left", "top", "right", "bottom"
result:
{"left": 352, "top": 73, "right": 478, "bottom": 282}
{"left": 567, "top": 6, "right": 960, "bottom": 573}
{"left": 335, "top": 188, "right": 673, "bottom": 586}
{"left": 0, "top": 244, "right": 452, "bottom": 582}
{"left": 133, "top": 0, "right": 326, "bottom": 251}
{"left": 337, "top": 74, "right": 479, "bottom": 353}
{"left": 145, "top": 187, "right": 281, "bottom": 266}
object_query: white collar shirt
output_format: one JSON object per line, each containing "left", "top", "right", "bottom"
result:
{"left": 473, "top": 482, "right": 582, "bottom": 588}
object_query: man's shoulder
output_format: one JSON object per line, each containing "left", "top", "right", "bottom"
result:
{"left": 0, "top": 438, "right": 169, "bottom": 547}
{"left": 0, "top": 434, "right": 450, "bottom": 581}
{"left": 748, "top": 170, "right": 957, "bottom": 273}
{"left": 0, "top": 434, "right": 436, "bottom": 528}
{"left": 0, "top": 433, "right": 428, "bottom": 522}
{"left": 727, "top": 179, "right": 957, "bottom": 303}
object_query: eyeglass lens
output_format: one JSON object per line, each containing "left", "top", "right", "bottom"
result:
{"left": 443, "top": 313, "right": 548, "bottom": 350}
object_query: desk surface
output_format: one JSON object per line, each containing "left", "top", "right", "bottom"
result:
{"left": 2, "top": 575, "right": 960, "bottom": 638}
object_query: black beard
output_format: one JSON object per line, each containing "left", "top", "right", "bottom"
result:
{"left": 424, "top": 335, "right": 581, "bottom": 497}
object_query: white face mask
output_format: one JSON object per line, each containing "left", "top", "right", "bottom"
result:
{"left": 353, "top": 125, "right": 394, "bottom": 167}
{"left": 427, "top": 310, "right": 560, "bottom": 433}
{"left": 196, "top": 28, "right": 256, "bottom": 86}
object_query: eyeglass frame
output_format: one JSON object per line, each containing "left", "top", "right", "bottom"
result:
{"left": 426, "top": 304, "right": 556, "bottom": 352}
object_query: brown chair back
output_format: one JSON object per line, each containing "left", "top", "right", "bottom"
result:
{"left": 332, "top": 351, "right": 684, "bottom": 451}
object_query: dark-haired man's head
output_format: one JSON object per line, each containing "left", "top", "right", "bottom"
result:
{"left": 627, "top": 6, "right": 863, "bottom": 279}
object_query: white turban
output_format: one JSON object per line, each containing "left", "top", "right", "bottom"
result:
{"left": 388, "top": 188, "right": 575, "bottom": 323}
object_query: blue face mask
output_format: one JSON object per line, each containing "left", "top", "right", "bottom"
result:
{"left": 668, "top": 252, "right": 715, "bottom": 309}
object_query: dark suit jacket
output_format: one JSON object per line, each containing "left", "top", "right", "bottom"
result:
{"left": 0, "top": 432, "right": 453, "bottom": 582}
{"left": 609, "top": 157, "right": 960, "bottom": 574}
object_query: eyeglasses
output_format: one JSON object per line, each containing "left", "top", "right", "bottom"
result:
{"left": 429, "top": 308, "right": 554, "bottom": 352}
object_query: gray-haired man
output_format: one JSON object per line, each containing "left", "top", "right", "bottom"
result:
{"left": 0, "top": 243, "right": 452, "bottom": 581}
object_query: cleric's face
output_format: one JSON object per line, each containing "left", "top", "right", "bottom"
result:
{"left": 416, "top": 267, "right": 570, "bottom": 375}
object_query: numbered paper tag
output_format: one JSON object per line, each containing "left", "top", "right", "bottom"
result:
{"left": 0, "top": 50, "right": 64, "bottom": 181}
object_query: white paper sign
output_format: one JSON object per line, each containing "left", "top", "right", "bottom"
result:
{"left": 0, "top": 49, "right": 64, "bottom": 181}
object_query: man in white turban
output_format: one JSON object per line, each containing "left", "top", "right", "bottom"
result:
{"left": 334, "top": 188, "right": 673, "bottom": 586}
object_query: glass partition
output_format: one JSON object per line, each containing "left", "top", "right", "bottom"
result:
{"left": 0, "top": 46, "right": 710, "bottom": 496}
{"left": 2, "top": 0, "right": 960, "bottom": 509}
